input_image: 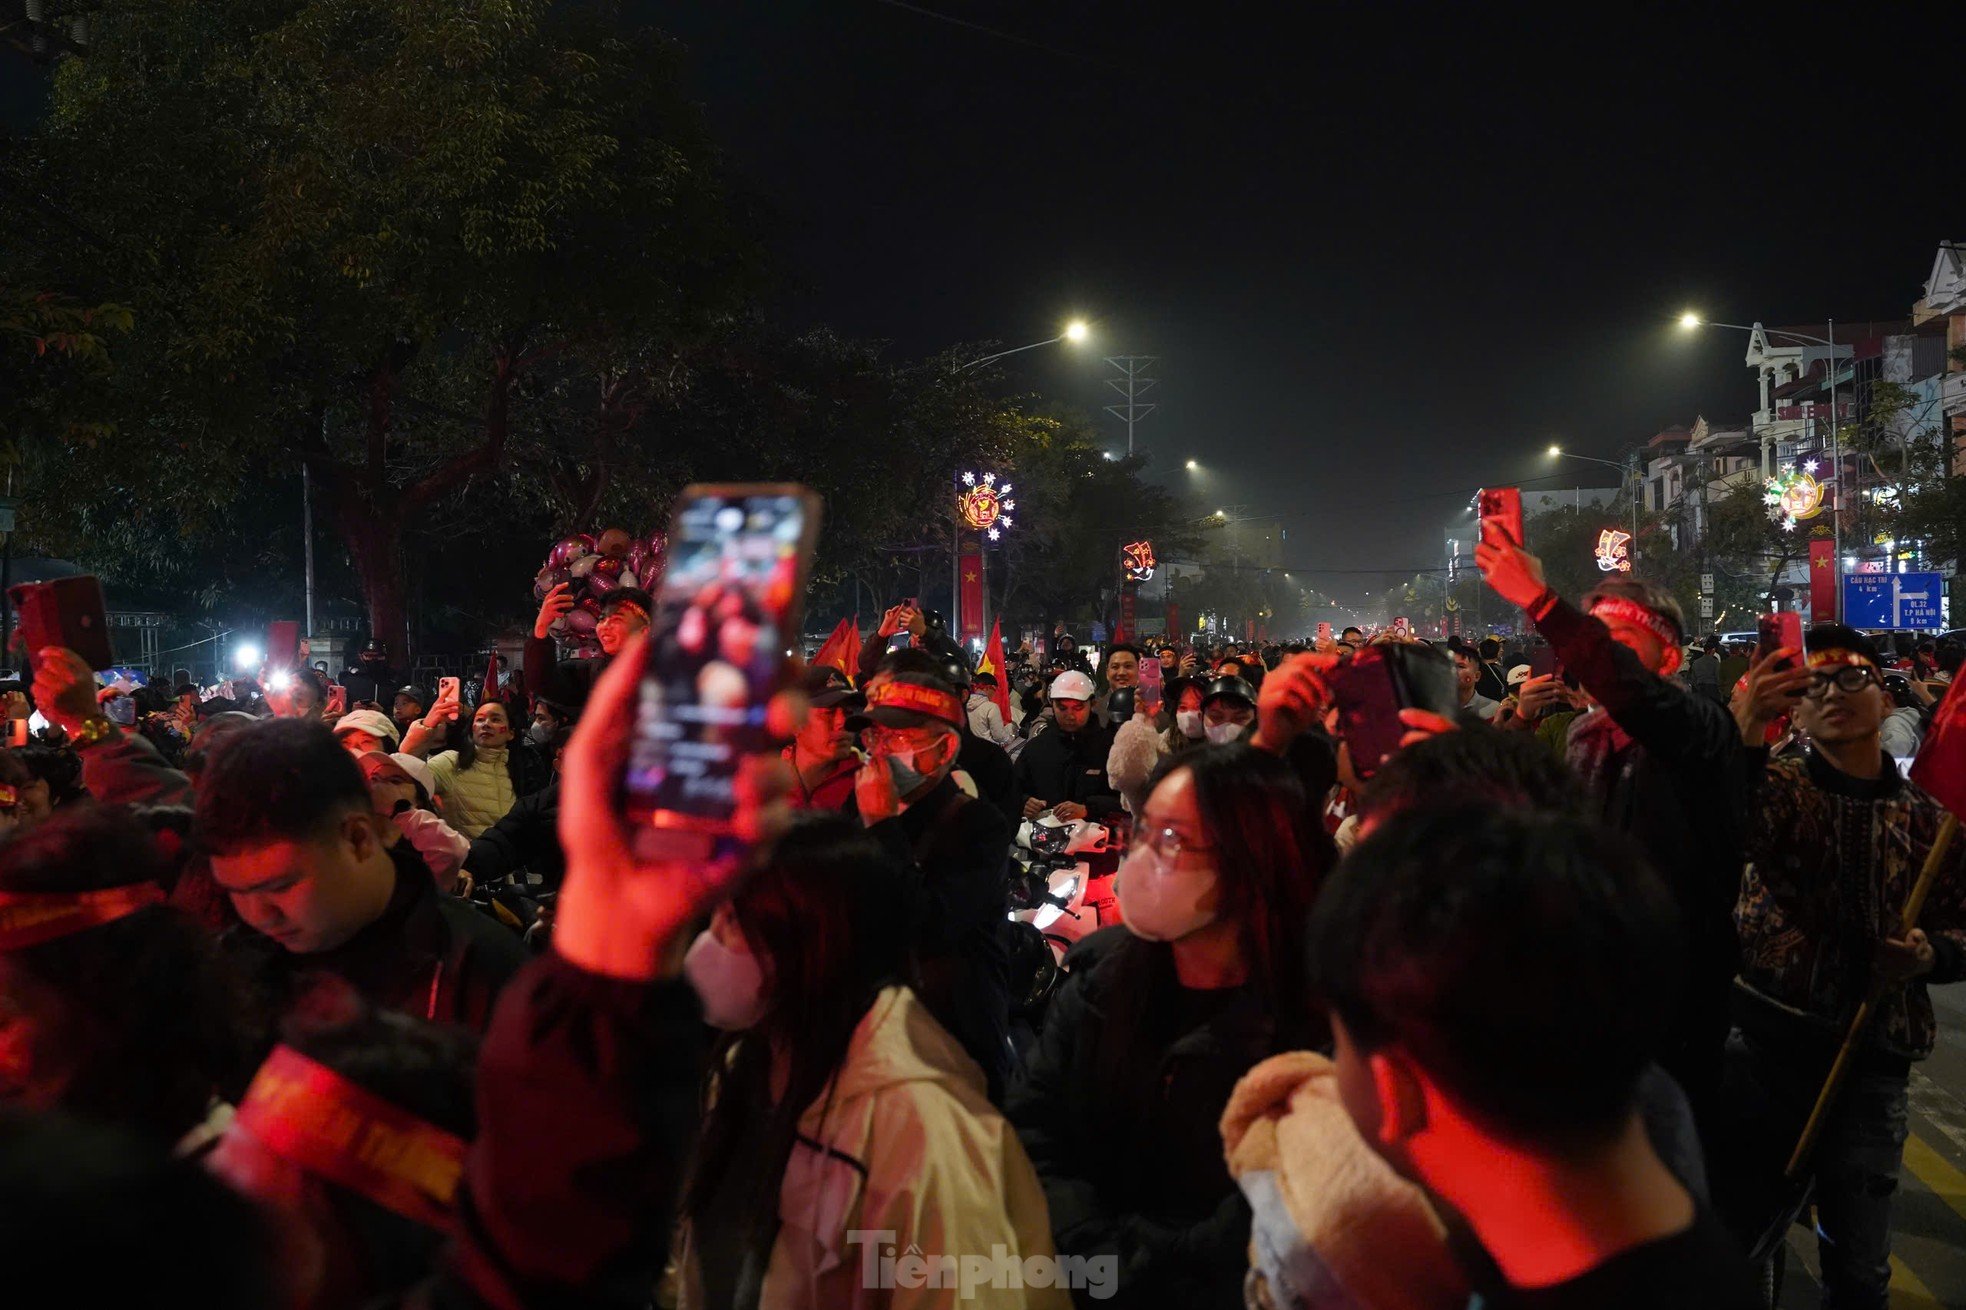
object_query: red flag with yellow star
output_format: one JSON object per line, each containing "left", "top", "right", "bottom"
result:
{"left": 976, "top": 618, "right": 1012, "bottom": 722}
{"left": 811, "top": 617, "right": 859, "bottom": 684}
{"left": 1808, "top": 539, "right": 1837, "bottom": 623}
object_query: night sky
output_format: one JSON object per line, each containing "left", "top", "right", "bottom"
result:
{"left": 645, "top": 1, "right": 1963, "bottom": 604}
{"left": 8, "top": 6, "right": 1961, "bottom": 609}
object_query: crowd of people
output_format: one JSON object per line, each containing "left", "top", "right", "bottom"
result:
{"left": 0, "top": 517, "right": 1961, "bottom": 1310}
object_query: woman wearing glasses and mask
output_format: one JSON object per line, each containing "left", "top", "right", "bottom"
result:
{"left": 1007, "top": 743, "right": 1332, "bottom": 1308}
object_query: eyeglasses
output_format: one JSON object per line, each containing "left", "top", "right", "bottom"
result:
{"left": 1129, "top": 824, "right": 1218, "bottom": 865}
{"left": 1801, "top": 665, "right": 1879, "bottom": 698}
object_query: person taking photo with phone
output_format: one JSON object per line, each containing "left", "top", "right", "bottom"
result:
{"left": 1475, "top": 519, "right": 1748, "bottom": 1142}
{"left": 1714, "top": 625, "right": 1966, "bottom": 1304}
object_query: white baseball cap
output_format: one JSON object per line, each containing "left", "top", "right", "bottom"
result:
{"left": 1048, "top": 671, "right": 1096, "bottom": 702}
{"left": 332, "top": 709, "right": 401, "bottom": 747}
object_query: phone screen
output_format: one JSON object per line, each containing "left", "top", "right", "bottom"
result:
{"left": 1138, "top": 656, "right": 1163, "bottom": 716}
{"left": 625, "top": 486, "right": 821, "bottom": 853}
{"left": 1317, "top": 622, "right": 1332, "bottom": 644}
{"left": 1478, "top": 487, "right": 1524, "bottom": 550}
{"left": 1529, "top": 646, "right": 1561, "bottom": 679}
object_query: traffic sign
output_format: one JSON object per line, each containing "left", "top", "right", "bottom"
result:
{"left": 1841, "top": 571, "right": 1946, "bottom": 631}
{"left": 1699, "top": 597, "right": 1714, "bottom": 619}
{"left": 1700, "top": 573, "right": 1715, "bottom": 594}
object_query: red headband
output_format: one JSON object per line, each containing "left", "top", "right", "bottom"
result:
{"left": 0, "top": 882, "right": 164, "bottom": 952}
{"left": 1589, "top": 598, "right": 1679, "bottom": 648}
{"left": 235, "top": 1046, "right": 467, "bottom": 1233}
{"left": 1807, "top": 648, "right": 1877, "bottom": 673}
{"left": 867, "top": 680, "right": 964, "bottom": 728}
{"left": 605, "top": 601, "right": 649, "bottom": 624}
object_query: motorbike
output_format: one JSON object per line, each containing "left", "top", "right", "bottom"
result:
{"left": 1004, "top": 811, "right": 1127, "bottom": 1032}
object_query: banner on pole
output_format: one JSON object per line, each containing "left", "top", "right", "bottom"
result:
{"left": 958, "top": 537, "right": 985, "bottom": 643}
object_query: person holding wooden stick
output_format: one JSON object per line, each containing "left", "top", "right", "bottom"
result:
{"left": 1715, "top": 624, "right": 1966, "bottom": 1308}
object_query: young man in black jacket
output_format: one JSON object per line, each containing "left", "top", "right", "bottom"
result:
{"left": 849, "top": 673, "right": 1015, "bottom": 1101}
{"left": 196, "top": 718, "right": 526, "bottom": 1038}
{"left": 1013, "top": 670, "right": 1120, "bottom": 822}
{"left": 1476, "top": 525, "right": 1747, "bottom": 1137}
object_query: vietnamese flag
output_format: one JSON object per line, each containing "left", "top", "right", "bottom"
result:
{"left": 1808, "top": 539, "right": 1837, "bottom": 624}
{"left": 811, "top": 617, "right": 858, "bottom": 684}
{"left": 977, "top": 618, "right": 1013, "bottom": 722}
{"left": 1912, "top": 673, "right": 1966, "bottom": 819}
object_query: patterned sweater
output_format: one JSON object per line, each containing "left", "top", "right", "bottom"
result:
{"left": 1736, "top": 749, "right": 1966, "bottom": 1062}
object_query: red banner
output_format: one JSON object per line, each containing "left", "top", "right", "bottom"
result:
{"left": 1165, "top": 602, "right": 1181, "bottom": 641}
{"left": 1117, "top": 583, "right": 1137, "bottom": 644}
{"left": 1809, "top": 539, "right": 1837, "bottom": 623}
{"left": 958, "top": 537, "right": 985, "bottom": 643}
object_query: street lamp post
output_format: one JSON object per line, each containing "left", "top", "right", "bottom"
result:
{"left": 1679, "top": 314, "right": 1847, "bottom": 618}
{"left": 1547, "top": 446, "right": 1642, "bottom": 564}
{"left": 956, "top": 320, "right": 1090, "bottom": 372}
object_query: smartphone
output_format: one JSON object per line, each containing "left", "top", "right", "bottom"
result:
{"left": 625, "top": 484, "right": 823, "bottom": 862}
{"left": 438, "top": 676, "right": 461, "bottom": 704}
{"left": 1316, "top": 621, "right": 1332, "bottom": 645}
{"left": 1529, "top": 646, "right": 1561, "bottom": 679}
{"left": 10, "top": 576, "right": 116, "bottom": 672}
{"left": 1138, "top": 656, "right": 1163, "bottom": 717}
{"left": 1478, "top": 487, "right": 1524, "bottom": 550}
{"left": 325, "top": 684, "right": 348, "bottom": 718}
{"left": 1329, "top": 642, "right": 1460, "bottom": 781}
{"left": 1757, "top": 612, "right": 1803, "bottom": 665}
{"left": 267, "top": 620, "right": 301, "bottom": 672}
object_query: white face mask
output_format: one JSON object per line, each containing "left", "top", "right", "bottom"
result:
{"left": 682, "top": 930, "right": 770, "bottom": 1030}
{"left": 1116, "top": 846, "right": 1219, "bottom": 942}
{"left": 1176, "top": 710, "right": 1205, "bottom": 740}
{"left": 1204, "top": 720, "right": 1245, "bottom": 746}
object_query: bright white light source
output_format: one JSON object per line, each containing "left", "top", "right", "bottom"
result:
{"left": 268, "top": 669, "right": 293, "bottom": 691}
{"left": 1064, "top": 320, "right": 1089, "bottom": 343}
{"left": 233, "top": 644, "right": 261, "bottom": 671}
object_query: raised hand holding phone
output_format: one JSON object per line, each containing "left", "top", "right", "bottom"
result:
{"left": 1474, "top": 519, "right": 1549, "bottom": 610}
{"left": 556, "top": 633, "right": 796, "bottom": 981}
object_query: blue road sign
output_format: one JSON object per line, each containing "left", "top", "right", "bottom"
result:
{"left": 1842, "top": 571, "right": 1946, "bottom": 631}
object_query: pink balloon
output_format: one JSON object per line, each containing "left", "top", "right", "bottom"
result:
{"left": 547, "top": 534, "right": 592, "bottom": 570}
{"left": 626, "top": 541, "right": 650, "bottom": 577}
{"left": 586, "top": 569, "right": 618, "bottom": 597}
{"left": 565, "top": 609, "right": 598, "bottom": 635}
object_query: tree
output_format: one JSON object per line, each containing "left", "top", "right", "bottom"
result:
{"left": 10, "top": 0, "right": 753, "bottom": 654}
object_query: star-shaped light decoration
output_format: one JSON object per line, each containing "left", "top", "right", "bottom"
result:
{"left": 1764, "top": 491, "right": 1783, "bottom": 505}
{"left": 1004, "top": 500, "right": 1017, "bottom": 511}
{"left": 961, "top": 471, "right": 976, "bottom": 486}
{"left": 982, "top": 472, "right": 997, "bottom": 486}
{"left": 1001, "top": 516, "right": 1013, "bottom": 529}
{"left": 1804, "top": 458, "right": 1820, "bottom": 474}
{"left": 987, "top": 528, "right": 1000, "bottom": 541}
{"left": 1000, "top": 484, "right": 1013, "bottom": 495}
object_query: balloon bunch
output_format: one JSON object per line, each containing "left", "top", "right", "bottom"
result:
{"left": 532, "top": 526, "right": 667, "bottom": 656}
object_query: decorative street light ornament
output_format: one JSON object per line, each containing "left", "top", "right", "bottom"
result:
{"left": 1594, "top": 527, "right": 1633, "bottom": 573}
{"left": 1121, "top": 540, "right": 1157, "bottom": 583}
{"left": 957, "top": 472, "right": 1012, "bottom": 539}
{"left": 1764, "top": 466, "right": 1824, "bottom": 533}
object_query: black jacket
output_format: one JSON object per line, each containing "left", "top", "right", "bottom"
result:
{"left": 866, "top": 776, "right": 1014, "bottom": 1101}
{"left": 1013, "top": 720, "right": 1121, "bottom": 815}
{"left": 226, "top": 845, "right": 527, "bottom": 1046}
{"left": 522, "top": 634, "right": 612, "bottom": 713}
{"left": 1537, "top": 595, "right": 1749, "bottom": 1123}
{"left": 419, "top": 955, "right": 707, "bottom": 1310}
{"left": 465, "top": 781, "right": 564, "bottom": 889}
{"left": 957, "top": 727, "right": 1016, "bottom": 818}
{"left": 1007, "top": 936, "right": 1278, "bottom": 1308}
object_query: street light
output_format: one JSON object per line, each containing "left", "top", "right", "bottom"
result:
{"left": 1546, "top": 445, "right": 1641, "bottom": 562}
{"left": 1185, "top": 459, "right": 1199, "bottom": 471}
{"left": 1679, "top": 313, "right": 1848, "bottom": 614}
{"left": 957, "top": 320, "right": 1093, "bottom": 371}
